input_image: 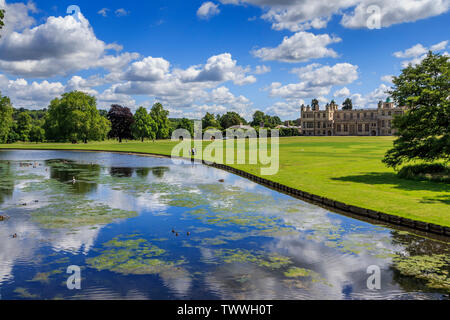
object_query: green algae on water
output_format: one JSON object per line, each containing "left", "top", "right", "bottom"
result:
{"left": 86, "top": 237, "right": 187, "bottom": 278}
{"left": 284, "top": 267, "right": 332, "bottom": 287}
{"left": 14, "top": 288, "right": 39, "bottom": 299}
{"left": 29, "top": 269, "right": 64, "bottom": 284}
{"left": 393, "top": 254, "right": 450, "bottom": 291}
{"left": 213, "top": 249, "right": 292, "bottom": 270}
{"left": 284, "top": 267, "right": 313, "bottom": 278}
{"left": 31, "top": 200, "right": 137, "bottom": 229}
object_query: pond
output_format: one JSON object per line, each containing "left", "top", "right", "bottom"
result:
{"left": 0, "top": 150, "right": 449, "bottom": 300}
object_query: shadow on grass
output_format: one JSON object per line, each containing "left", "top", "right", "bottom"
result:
{"left": 332, "top": 172, "right": 450, "bottom": 205}
{"left": 420, "top": 195, "right": 450, "bottom": 205}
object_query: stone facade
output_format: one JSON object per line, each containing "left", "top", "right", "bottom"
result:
{"left": 300, "top": 100, "right": 407, "bottom": 136}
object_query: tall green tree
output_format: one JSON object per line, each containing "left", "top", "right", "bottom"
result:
{"left": 29, "top": 125, "right": 45, "bottom": 143}
{"left": 89, "top": 114, "right": 111, "bottom": 142}
{"left": 383, "top": 52, "right": 450, "bottom": 168}
{"left": 202, "top": 112, "right": 220, "bottom": 129}
{"left": 267, "top": 115, "right": 282, "bottom": 128}
{"left": 251, "top": 111, "right": 266, "bottom": 127}
{"left": 98, "top": 109, "right": 108, "bottom": 118}
{"left": 251, "top": 111, "right": 282, "bottom": 128}
{"left": 0, "top": 92, "right": 13, "bottom": 143}
{"left": 16, "top": 111, "right": 33, "bottom": 141}
{"left": 342, "top": 98, "right": 353, "bottom": 110}
{"left": 150, "top": 103, "right": 170, "bottom": 140}
{"left": 218, "top": 112, "right": 246, "bottom": 129}
{"left": 176, "top": 118, "right": 194, "bottom": 137}
{"left": 108, "top": 105, "right": 134, "bottom": 143}
{"left": 132, "top": 107, "right": 157, "bottom": 142}
{"left": 44, "top": 91, "right": 110, "bottom": 143}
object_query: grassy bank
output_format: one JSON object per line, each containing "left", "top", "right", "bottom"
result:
{"left": 1, "top": 137, "right": 449, "bottom": 227}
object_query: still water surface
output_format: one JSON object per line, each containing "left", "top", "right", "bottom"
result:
{"left": 0, "top": 150, "right": 449, "bottom": 300}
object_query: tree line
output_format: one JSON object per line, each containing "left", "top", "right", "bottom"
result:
{"left": 0, "top": 91, "right": 174, "bottom": 144}
{"left": 0, "top": 91, "right": 302, "bottom": 144}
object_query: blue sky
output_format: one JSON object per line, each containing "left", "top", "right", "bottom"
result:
{"left": 0, "top": 0, "right": 448, "bottom": 120}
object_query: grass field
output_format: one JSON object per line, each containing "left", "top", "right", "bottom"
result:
{"left": 1, "top": 137, "right": 449, "bottom": 227}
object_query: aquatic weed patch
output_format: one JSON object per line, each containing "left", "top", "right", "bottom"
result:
{"left": 13, "top": 287, "right": 39, "bottom": 299}
{"left": 284, "top": 267, "right": 332, "bottom": 286}
{"left": 30, "top": 196, "right": 137, "bottom": 229}
{"left": 213, "top": 249, "right": 292, "bottom": 270}
{"left": 86, "top": 236, "right": 187, "bottom": 278}
{"left": 28, "top": 269, "right": 64, "bottom": 284}
{"left": 212, "top": 249, "right": 331, "bottom": 287}
{"left": 393, "top": 254, "right": 450, "bottom": 291}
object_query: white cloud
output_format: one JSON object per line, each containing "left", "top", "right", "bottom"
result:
{"left": 98, "top": 8, "right": 109, "bottom": 17}
{"left": 166, "top": 86, "right": 254, "bottom": 120}
{"left": 0, "top": 0, "right": 37, "bottom": 37}
{"left": 219, "top": 0, "right": 450, "bottom": 31}
{"left": 341, "top": 0, "right": 450, "bottom": 29}
{"left": 114, "top": 65, "right": 254, "bottom": 117}
{"left": 266, "top": 100, "right": 303, "bottom": 118}
{"left": 334, "top": 87, "right": 350, "bottom": 98}
{"left": 380, "top": 75, "right": 393, "bottom": 84}
{"left": 350, "top": 84, "right": 390, "bottom": 108}
{"left": 197, "top": 2, "right": 221, "bottom": 19}
{"left": 268, "top": 81, "right": 331, "bottom": 101}
{"left": 394, "top": 44, "right": 428, "bottom": 59}
{"left": 268, "top": 63, "right": 358, "bottom": 101}
{"left": 122, "top": 57, "right": 171, "bottom": 82}
{"left": 96, "top": 88, "right": 136, "bottom": 109}
{"left": 292, "top": 63, "right": 359, "bottom": 87}
{"left": 114, "top": 78, "right": 210, "bottom": 107}
{"left": 430, "top": 40, "right": 449, "bottom": 51}
{"left": 112, "top": 53, "right": 256, "bottom": 110}
{"left": 252, "top": 31, "right": 341, "bottom": 63}
{"left": 206, "top": 86, "right": 254, "bottom": 118}
{"left": 96, "top": 52, "right": 141, "bottom": 72}
{"left": 0, "top": 75, "right": 65, "bottom": 108}
{"left": 0, "top": 72, "right": 138, "bottom": 110}
{"left": 166, "top": 107, "right": 206, "bottom": 120}
{"left": 394, "top": 40, "right": 449, "bottom": 67}
{"left": 176, "top": 53, "right": 256, "bottom": 85}
{"left": 65, "top": 75, "right": 101, "bottom": 95}
{"left": 265, "top": 63, "right": 358, "bottom": 115}
{"left": 253, "top": 65, "right": 271, "bottom": 74}
{"left": 115, "top": 8, "right": 129, "bottom": 17}
{"left": 0, "top": 13, "right": 139, "bottom": 77}
{"left": 220, "top": 0, "right": 348, "bottom": 31}
{"left": 208, "top": 86, "right": 251, "bottom": 108}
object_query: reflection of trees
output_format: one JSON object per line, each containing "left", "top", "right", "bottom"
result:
{"left": 0, "top": 162, "right": 14, "bottom": 204}
{"left": 46, "top": 159, "right": 100, "bottom": 195}
{"left": 135, "top": 168, "right": 150, "bottom": 178}
{"left": 390, "top": 231, "right": 449, "bottom": 256}
{"left": 109, "top": 167, "right": 170, "bottom": 179}
{"left": 389, "top": 230, "right": 450, "bottom": 294}
{"left": 110, "top": 167, "right": 133, "bottom": 178}
{"left": 391, "top": 269, "right": 435, "bottom": 293}
{"left": 151, "top": 167, "right": 169, "bottom": 179}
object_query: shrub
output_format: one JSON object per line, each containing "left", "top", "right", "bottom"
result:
{"left": 398, "top": 163, "right": 450, "bottom": 183}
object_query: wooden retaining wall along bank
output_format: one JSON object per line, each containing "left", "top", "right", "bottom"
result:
{"left": 1, "top": 148, "right": 449, "bottom": 239}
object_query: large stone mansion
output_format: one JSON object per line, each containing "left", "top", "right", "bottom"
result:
{"left": 300, "top": 99, "right": 407, "bottom": 136}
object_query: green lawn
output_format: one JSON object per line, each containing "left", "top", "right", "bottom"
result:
{"left": 1, "top": 136, "right": 449, "bottom": 227}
